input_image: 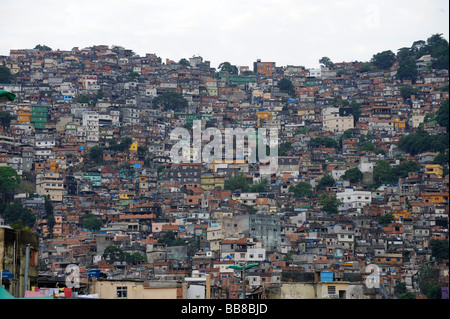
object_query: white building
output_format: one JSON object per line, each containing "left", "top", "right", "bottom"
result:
{"left": 81, "top": 75, "right": 98, "bottom": 90}
{"left": 308, "top": 68, "right": 322, "bottom": 77}
{"left": 322, "top": 107, "right": 354, "bottom": 133}
{"left": 82, "top": 111, "right": 99, "bottom": 142}
{"left": 336, "top": 188, "right": 372, "bottom": 212}
{"left": 246, "top": 248, "right": 266, "bottom": 262}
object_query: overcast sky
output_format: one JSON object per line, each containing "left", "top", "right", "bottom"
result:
{"left": 1, "top": 0, "right": 448, "bottom": 69}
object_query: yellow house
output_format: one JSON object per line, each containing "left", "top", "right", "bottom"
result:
{"left": 6, "top": 62, "right": 20, "bottom": 74}
{"left": 393, "top": 118, "right": 406, "bottom": 130}
{"left": 18, "top": 108, "right": 31, "bottom": 123}
{"left": 425, "top": 164, "right": 443, "bottom": 177}
{"left": 201, "top": 174, "right": 215, "bottom": 191}
{"left": 392, "top": 210, "right": 410, "bottom": 221}
{"left": 119, "top": 192, "right": 135, "bottom": 200}
{"left": 214, "top": 176, "right": 225, "bottom": 189}
{"left": 64, "top": 56, "right": 79, "bottom": 63}
{"left": 297, "top": 108, "right": 315, "bottom": 117}
{"left": 88, "top": 279, "right": 182, "bottom": 299}
{"left": 212, "top": 159, "right": 246, "bottom": 172}
{"left": 256, "top": 111, "right": 272, "bottom": 127}
{"left": 129, "top": 142, "right": 138, "bottom": 151}
{"left": 201, "top": 174, "right": 225, "bottom": 191}
{"left": 280, "top": 281, "right": 356, "bottom": 299}
{"left": 422, "top": 192, "right": 448, "bottom": 205}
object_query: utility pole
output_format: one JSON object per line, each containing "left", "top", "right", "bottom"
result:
{"left": 24, "top": 244, "right": 30, "bottom": 297}
{"left": 229, "top": 263, "right": 259, "bottom": 299}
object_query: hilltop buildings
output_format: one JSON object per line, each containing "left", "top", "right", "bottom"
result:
{"left": 0, "top": 44, "right": 448, "bottom": 299}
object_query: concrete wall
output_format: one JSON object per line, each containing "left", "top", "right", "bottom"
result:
{"left": 0, "top": 227, "right": 40, "bottom": 297}
{"left": 281, "top": 282, "right": 318, "bottom": 299}
{"left": 90, "top": 279, "right": 180, "bottom": 299}
{"left": 279, "top": 282, "right": 368, "bottom": 299}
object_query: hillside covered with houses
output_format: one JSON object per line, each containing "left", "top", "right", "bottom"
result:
{"left": 0, "top": 34, "right": 448, "bottom": 299}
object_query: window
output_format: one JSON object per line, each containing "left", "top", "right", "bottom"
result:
{"left": 328, "top": 286, "right": 336, "bottom": 295}
{"left": 117, "top": 286, "right": 128, "bottom": 298}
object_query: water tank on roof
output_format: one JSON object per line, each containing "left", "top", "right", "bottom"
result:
{"left": 320, "top": 271, "right": 334, "bottom": 282}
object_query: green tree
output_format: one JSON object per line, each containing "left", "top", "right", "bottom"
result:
{"left": 224, "top": 174, "right": 249, "bottom": 192}
{"left": 426, "top": 33, "right": 449, "bottom": 70}
{"left": 433, "top": 150, "right": 449, "bottom": 167}
{"left": 89, "top": 146, "right": 104, "bottom": 164}
{"left": 430, "top": 239, "right": 449, "bottom": 261}
{"left": 34, "top": 44, "right": 52, "bottom": 51}
{"left": 152, "top": 91, "right": 189, "bottom": 112}
{"left": 398, "top": 292, "right": 416, "bottom": 299}
{"left": 83, "top": 213, "right": 103, "bottom": 231}
{"left": 391, "top": 161, "right": 420, "bottom": 180}
{"left": 278, "top": 142, "right": 293, "bottom": 156}
{"left": 415, "top": 264, "right": 441, "bottom": 299}
{"left": 359, "top": 142, "right": 375, "bottom": 152}
{"left": 249, "top": 178, "right": 268, "bottom": 193}
{"left": 179, "top": 58, "right": 190, "bottom": 66}
{"left": 397, "top": 47, "right": 413, "bottom": 63}
{"left": 0, "top": 67, "right": 12, "bottom": 84}
{"left": 120, "top": 137, "right": 133, "bottom": 150}
{"left": 350, "top": 100, "right": 361, "bottom": 125}
{"left": 400, "top": 85, "right": 418, "bottom": 100}
{"left": 44, "top": 195, "right": 55, "bottom": 237}
{"left": 0, "top": 111, "right": 14, "bottom": 128}
{"left": 371, "top": 50, "right": 396, "bottom": 70}
{"left": 319, "top": 57, "right": 334, "bottom": 68}
{"left": 410, "top": 40, "right": 427, "bottom": 58}
{"left": 317, "top": 173, "right": 335, "bottom": 191}
{"left": 342, "top": 167, "right": 363, "bottom": 184}
{"left": 109, "top": 137, "right": 133, "bottom": 152}
{"left": 218, "top": 62, "right": 238, "bottom": 75}
{"left": 0, "top": 166, "right": 20, "bottom": 203}
{"left": 397, "top": 129, "right": 449, "bottom": 155}
{"left": 157, "top": 165, "right": 166, "bottom": 179}
{"left": 91, "top": 89, "right": 104, "bottom": 107}
{"left": 0, "top": 201, "right": 36, "bottom": 228}
{"left": 310, "top": 137, "right": 339, "bottom": 149}
{"left": 378, "top": 213, "right": 395, "bottom": 225}
{"left": 76, "top": 94, "right": 91, "bottom": 104}
{"left": 128, "top": 71, "right": 140, "bottom": 79}
{"left": 158, "top": 230, "right": 185, "bottom": 246}
{"left": 125, "top": 252, "right": 147, "bottom": 264}
{"left": 289, "top": 182, "right": 313, "bottom": 198}
{"left": 397, "top": 55, "right": 418, "bottom": 82}
{"left": 395, "top": 279, "right": 407, "bottom": 296}
{"left": 373, "top": 160, "right": 396, "bottom": 186}
{"left": 278, "top": 78, "right": 295, "bottom": 96}
{"left": 436, "top": 99, "right": 449, "bottom": 132}
{"left": 359, "top": 62, "right": 373, "bottom": 72}
{"left": 103, "top": 246, "right": 126, "bottom": 264}
{"left": 224, "top": 174, "right": 267, "bottom": 193}
{"left": 373, "top": 160, "right": 420, "bottom": 187}
{"left": 319, "top": 193, "right": 342, "bottom": 214}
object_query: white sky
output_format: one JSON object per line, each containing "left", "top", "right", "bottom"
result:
{"left": 1, "top": 0, "right": 449, "bottom": 69}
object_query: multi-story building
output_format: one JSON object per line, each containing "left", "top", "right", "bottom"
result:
{"left": 322, "top": 107, "right": 354, "bottom": 132}
{"left": 336, "top": 188, "right": 372, "bottom": 212}
{"left": 31, "top": 105, "right": 48, "bottom": 130}
{"left": 35, "top": 172, "right": 65, "bottom": 202}
{"left": 82, "top": 110, "right": 99, "bottom": 143}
